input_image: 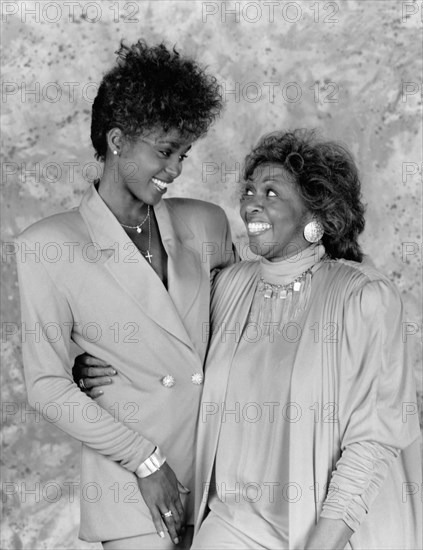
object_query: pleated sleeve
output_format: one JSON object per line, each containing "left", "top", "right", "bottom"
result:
{"left": 320, "top": 277, "right": 421, "bottom": 530}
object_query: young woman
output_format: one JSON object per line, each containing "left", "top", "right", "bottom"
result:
{"left": 16, "top": 39, "right": 235, "bottom": 549}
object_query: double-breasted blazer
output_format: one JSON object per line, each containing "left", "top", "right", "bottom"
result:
{"left": 16, "top": 183, "right": 235, "bottom": 542}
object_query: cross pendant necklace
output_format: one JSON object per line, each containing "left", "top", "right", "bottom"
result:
{"left": 144, "top": 209, "right": 153, "bottom": 264}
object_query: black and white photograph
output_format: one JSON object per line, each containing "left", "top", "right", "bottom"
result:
{"left": 1, "top": 1, "right": 422, "bottom": 549}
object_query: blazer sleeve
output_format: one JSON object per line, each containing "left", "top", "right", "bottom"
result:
{"left": 320, "top": 278, "right": 421, "bottom": 530}
{"left": 16, "top": 236, "right": 155, "bottom": 472}
{"left": 209, "top": 207, "right": 239, "bottom": 284}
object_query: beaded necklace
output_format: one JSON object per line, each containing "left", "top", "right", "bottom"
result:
{"left": 249, "top": 259, "right": 326, "bottom": 333}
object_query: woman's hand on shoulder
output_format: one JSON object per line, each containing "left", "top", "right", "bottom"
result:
{"left": 72, "top": 352, "right": 117, "bottom": 398}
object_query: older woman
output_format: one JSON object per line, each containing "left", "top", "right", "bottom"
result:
{"left": 16, "top": 39, "right": 235, "bottom": 549}
{"left": 192, "top": 130, "right": 422, "bottom": 549}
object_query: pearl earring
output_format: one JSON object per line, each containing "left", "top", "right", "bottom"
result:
{"left": 113, "top": 150, "right": 118, "bottom": 156}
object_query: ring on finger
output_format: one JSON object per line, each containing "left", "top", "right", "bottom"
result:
{"left": 79, "top": 378, "right": 87, "bottom": 390}
{"left": 163, "top": 510, "right": 172, "bottom": 518}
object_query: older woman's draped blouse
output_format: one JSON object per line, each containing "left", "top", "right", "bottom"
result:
{"left": 194, "top": 249, "right": 422, "bottom": 549}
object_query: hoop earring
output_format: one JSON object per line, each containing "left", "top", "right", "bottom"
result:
{"left": 304, "top": 219, "right": 324, "bottom": 243}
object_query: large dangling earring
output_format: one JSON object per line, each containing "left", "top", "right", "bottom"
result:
{"left": 304, "top": 219, "right": 324, "bottom": 243}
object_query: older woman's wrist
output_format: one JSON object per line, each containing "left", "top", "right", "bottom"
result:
{"left": 304, "top": 517, "right": 353, "bottom": 550}
{"left": 135, "top": 446, "right": 167, "bottom": 478}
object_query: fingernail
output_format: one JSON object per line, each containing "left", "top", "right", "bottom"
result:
{"left": 159, "top": 531, "right": 165, "bottom": 539}
{"left": 110, "top": 369, "right": 117, "bottom": 375}
{"left": 174, "top": 537, "right": 179, "bottom": 544}
{"left": 107, "top": 378, "right": 112, "bottom": 383}
{"left": 97, "top": 391, "right": 104, "bottom": 395}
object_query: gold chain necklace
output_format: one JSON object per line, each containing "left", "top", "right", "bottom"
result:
{"left": 120, "top": 205, "right": 150, "bottom": 234}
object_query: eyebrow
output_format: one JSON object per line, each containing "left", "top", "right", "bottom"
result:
{"left": 156, "top": 140, "right": 192, "bottom": 152}
{"left": 261, "top": 177, "right": 280, "bottom": 184}
{"left": 246, "top": 176, "right": 278, "bottom": 184}
{"left": 243, "top": 180, "right": 255, "bottom": 188}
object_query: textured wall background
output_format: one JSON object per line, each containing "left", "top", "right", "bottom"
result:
{"left": 1, "top": 1, "right": 421, "bottom": 548}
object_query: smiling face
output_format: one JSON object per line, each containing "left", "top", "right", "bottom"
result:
{"left": 99, "top": 127, "right": 193, "bottom": 216}
{"left": 115, "top": 127, "right": 193, "bottom": 206}
{"left": 240, "top": 163, "right": 312, "bottom": 261}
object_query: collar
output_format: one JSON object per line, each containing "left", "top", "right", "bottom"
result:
{"left": 78, "top": 183, "right": 195, "bottom": 250}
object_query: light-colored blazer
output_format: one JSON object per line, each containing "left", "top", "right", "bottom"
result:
{"left": 16, "top": 184, "right": 235, "bottom": 542}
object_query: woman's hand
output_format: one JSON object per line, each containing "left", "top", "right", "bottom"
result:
{"left": 72, "top": 352, "right": 117, "bottom": 398}
{"left": 137, "top": 462, "right": 190, "bottom": 544}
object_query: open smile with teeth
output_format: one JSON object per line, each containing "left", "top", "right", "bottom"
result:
{"left": 248, "top": 222, "right": 272, "bottom": 235}
{"left": 152, "top": 177, "right": 169, "bottom": 191}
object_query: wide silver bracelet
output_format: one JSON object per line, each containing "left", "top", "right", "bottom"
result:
{"left": 135, "top": 447, "right": 166, "bottom": 478}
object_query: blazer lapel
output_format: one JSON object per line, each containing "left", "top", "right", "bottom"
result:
{"left": 79, "top": 185, "right": 195, "bottom": 350}
{"left": 154, "top": 199, "right": 204, "bottom": 326}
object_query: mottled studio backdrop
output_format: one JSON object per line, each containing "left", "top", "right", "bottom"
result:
{"left": 1, "top": 1, "right": 422, "bottom": 548}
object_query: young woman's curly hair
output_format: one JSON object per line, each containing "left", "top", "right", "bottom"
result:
{"left": 243, "top": 129, "right": 366, "bottom": 262}
{"left": 91, "top": 39, "right": 223, "bottom": 161}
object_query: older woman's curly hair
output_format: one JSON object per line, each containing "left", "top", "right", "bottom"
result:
{"left": 243, "top": 129, "right": 366, "bottom": 262}
{"left": 91, "top": 39, "right": 223, "bottom": 161}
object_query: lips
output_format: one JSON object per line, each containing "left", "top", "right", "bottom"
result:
{"left": 247, "top": 221, "right": 272, "bottom": 235}
{"left": 152, "top": 177, "right": 171, "bottom": 193}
